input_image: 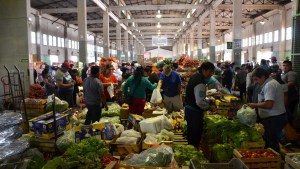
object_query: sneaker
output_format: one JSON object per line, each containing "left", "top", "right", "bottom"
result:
{"left": 284, "top": 143, "right": 293, "bottom": 148}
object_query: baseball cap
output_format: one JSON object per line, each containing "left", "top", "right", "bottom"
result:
{"left": 270, "top": 56, "right": 277, "bottom": 61}
{"left": 62, "top": 61, "right": 71, "bottom": 69}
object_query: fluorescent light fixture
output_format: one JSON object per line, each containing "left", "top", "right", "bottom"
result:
{"left": 183, "top": 21, "right": 185, "bottom": 26}
{"left": 56, "top": 26, "right": 60, "bottom": 29}
{"left": 260, "top": 20, "right": 265, "bottom": 25}
{"left": 92, "top": 0, "right": 107, "bottom": 11}
{"left": 157, "top": 22, "right": 161, "bottom": 28}
{"left": 128, "top": 31, "right": 132, "bottom": 35}
{"left": 157, "top": 30, "right": 161, "bottom": 35}
{"left": 218, "top": 39, "right": 220, "bottom": 42}
{"left": 177, "top": 29, "right": 182, "bottom": 32}
{"left": 28, "top": 17, "right": 32, "bottom": 21}
{"left": 156, "top": 10, "right": 162, "bottom": 18}
{"left": 187, "top": 13, "right": 191, "bottom": 19}
{"left": 132, "top": 22, "right": 135, "bottom": 27}
{"left": 109, "top": 12, "right": 119, "bottom": 23}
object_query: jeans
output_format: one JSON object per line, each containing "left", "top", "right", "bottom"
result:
{"left": 261, "top": 113, "right": 288, "bottom": 152}
{"left": 185, "top": 105, "right": 204, "bottom": 148}
{"left": 85, "top": 104, "right": 102, "bottom": 125}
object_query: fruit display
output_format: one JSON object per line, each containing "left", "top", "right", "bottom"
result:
{"left": 170, "top": 111, "right": 184, "bottom": 131}
{"left": 238, "top": 150, "right": 277, "bottom": 158}
{"left": 29, "top": 84, "right": 47, "bottom": 99}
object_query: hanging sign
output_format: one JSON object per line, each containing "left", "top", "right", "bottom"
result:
{"left": 152, "top": 36, "right": 168, "bottom": 46}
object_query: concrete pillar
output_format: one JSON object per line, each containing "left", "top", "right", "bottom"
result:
{"left": 232, "top": 0, "right": 242, "bottom": 66}
{"left": 250, "top": 23, "right": 257, "bottom": 63}
{"left": 209, "top": 9, "right": 216, "bottom": 62}
{"left": 103, "top": 9, "right": 110, "bottom": 57}
{"left": 190, "top": 29, "right": 194, "bottom": 58}
{"left": 64, "top": 25, "right": 69, "bottom": 61}
{"left": 197, "top": 25, "right": 203, "bottom": 59}
{"left": 0, "top": 0, "right": 32, "bottom": 93}
{"left": 35, "top": 14, "right": 42, "bottom": 61}
{"left": 124, "top": 31, "right": 129, "bottom": 62}
{"left": 116, "top": 11, "right": 122, "bottom": 60}
{"left": 94, "top": 36, "right": 97, "bottom": 61}
{"left": 77, "top": 0, "right": 88, "bottom": 63}
{"left": 279, "top": 8, "right": 286, "bottom": 62}
{"left": 130, "top": 34, "right": 133, "bottom": 61}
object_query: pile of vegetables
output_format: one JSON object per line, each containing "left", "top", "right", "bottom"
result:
{"left": 176, "top": 55, "right": 189, "bottom": 65}
{"left": 182, "top": 59, "right": 200, "bottom": 67}
{"left": 29, "top": 84, "right": 47, "bottom": 99}
{"left": 204, "top": 115, "right": 264, "bottom": 148}
{"left": 173, "top": 145, "right": 208, "bottom": 166}
{"left": 212, "top": 143, "right": 233, "bottom": 162}
{"left": 126, "top": 145, "right": 173, "bottom": 167}
{"left": 101, "top": 103, "right": 121, "bottom": 117}
{"left": 45, "top": 98, "right": 69, "bottom": 113}
{"left": 43, "top": 137, "right": 109, "bottom": 169}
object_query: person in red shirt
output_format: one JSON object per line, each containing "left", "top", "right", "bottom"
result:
{"left": 100, "top": 63, "right": 118, "bottom": 102}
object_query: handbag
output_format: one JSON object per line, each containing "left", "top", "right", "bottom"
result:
{"left": 125, "top": 80, "right": 140, "bottom": 104}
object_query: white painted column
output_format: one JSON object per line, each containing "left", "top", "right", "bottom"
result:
{"left": 124, "top": 31, "right": 129, "bottom": 62}
{"left": 35, "top": 14, "right": 42, "bottom": 61}
{"left": 197, "top": 25, "right": 203, "bottom": 59}
{"left": 250, "top": 23, "right": 257, "bottom": 63}
{"left": 232, "top": 0, "right": 242, "bottom": 66}
{"left": 209, "top": 9, "right": 216, "bottom": 62}
{"left": 116, "top": 10, "right": 122, "bottom": 60}
{"left": 103, "top": 10, "right": 110, "bottom": 57}
{"left": 279, "top": 7, "right": 286, "bottom": 62}
{"left": 130, "top": 34, "right": 133, "bottom": 61}
{"left": 190, "top": 29, "right": 194, "bottom": 58}
{"left": 77, "top": 0, "right": 88, "bottom": 63}
{"left": 64, "top": 25, "right": 69, "bottom": 61}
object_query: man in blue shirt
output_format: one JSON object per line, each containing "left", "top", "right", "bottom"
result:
{"left": 157, "top": 64, "right": 183, "bottom": 113}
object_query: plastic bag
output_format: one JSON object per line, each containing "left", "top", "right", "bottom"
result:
{"left": 56, "top": 130, "right": 75, "bottom": 153}
{"left": 45, "top": 100, "right": 69, "bottom": 113}
{"left": 0, "top": 126, "right": 22, "bottom": 143}
{"left": 47, "top": 95, "right": 61, "bottom": 104}
{"left": 115, "top": 137, "right": 138, "bottom": 144}
{"left": 113, "top": 124, "right": 125, "bottom": 135}
{"left": 150, "top": 89, "right": 162, "bottom": 104}
{"left": 144, "top": 134, "right": 158, "bottom": 144}
{"left": 120, "top": 129, "right": 141, "bottom": 138}
{"left": 140, "top": 115, "right": 173, "bottom": 134}
{"left": 107, "top": 83, "right": 115, "bottom": 98}
{"left": 237, "top": 105, "right": 257, "bottom": 127}
{"left": 125, "top": 144, "right": 174, "bottom": 167}
{"left": 0, "top": 139, "right": 29, "bottom": 162}
{"left": 0, "top": 111, "right": 22, "bottom": 130}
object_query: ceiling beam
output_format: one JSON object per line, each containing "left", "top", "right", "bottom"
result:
{"left": 202, "top": 17, "right": 251, "bottom": 22}
{"left": 88, "top": 28, "right": 117, "bottom": 31}
{"left": 69, "top": 20, "right": 103, "bottom": 24}
{"left": 201, "top": 26, "right": 231, "bottom": 29}
{"left": 40, "top": 7, "right": 101, "bottom": 14}
{"left": 217, "top": 4, "right": 280, "bottom": 10}
{"left": 120, "top": 18, "right": 195, "bottom": 23}
{"left": 109, "top": 4, "right": 206, "bottom": 11}
{"left": 132, "top": 32, "right": 178, "bottom": 35}
{"left": 127, "top": 26, "right": 184, "bottom": 30}
{"left": 134, "top": 14, "right": 184, "bottom": 18}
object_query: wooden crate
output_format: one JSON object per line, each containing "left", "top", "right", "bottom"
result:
{"left": 142, "top": 141, "right": 173, "bottom": 150}
{"left": 233, "top": 148, "right": 281, "bottom": 169}
{"left": 285, "top": 153, "right": 300, "bottom": 169}
{"left": 111, "top": 136, "right": 143, "bottom": 156}
{"left": 21, "top": 98, "right": 47, "bottom": 119}
{"left": 173, "top": 132, "right": 188, "bottom": 145}
{"left": 105, "top": 161, "right": 180, "bottom": 169}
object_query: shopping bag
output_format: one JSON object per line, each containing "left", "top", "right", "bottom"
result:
{"left": 150, "top": 89, "right": 162, "bottom": 104}
{"left": 107, "top": 83, "right": 115, "bottom": 98}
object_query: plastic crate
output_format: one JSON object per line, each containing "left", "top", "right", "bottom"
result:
{"left": 189, "top": 158, "right": 249, "bottom": 169}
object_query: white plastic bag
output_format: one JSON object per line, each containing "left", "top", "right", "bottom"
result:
{"left": 120, "top": 129, "right": 141, "bottom": 138}
{"left": 237, "top": 105, "right": 257, "bottom": 127}
{"left": 150, "top": 89, "right": 162, "bottom": 104}
{"left": 140, "top": 115, "right": 173, "bottom": 134}
{"left": 107, "top": 83, "right": 114, "bottom": 98}
{"left": 115, "top": 136, "right": 138, "bottom": 144}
